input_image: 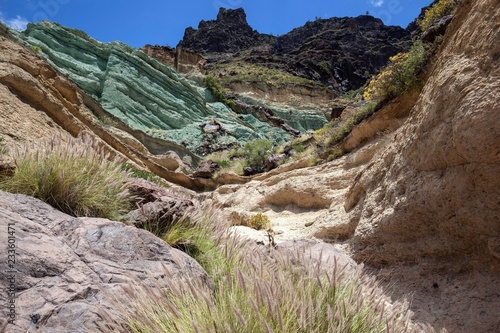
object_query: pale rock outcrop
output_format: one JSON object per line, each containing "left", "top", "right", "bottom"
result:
{"left": 208, "top": 138, "right": 388, "bottom": 243}
{"left": 0, "top": 191, "right": 211, "bottom": 332}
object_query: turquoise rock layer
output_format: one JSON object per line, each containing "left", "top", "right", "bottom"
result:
{"left": 15, "top": 22, "right": 290, "bottom": 153}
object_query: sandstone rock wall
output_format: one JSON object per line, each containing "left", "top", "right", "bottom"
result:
{"left": 141, "top": 45, "right": 207, "bottom": 75}
{"left": 344, "top": 0, "right": 500, "bottom": 267}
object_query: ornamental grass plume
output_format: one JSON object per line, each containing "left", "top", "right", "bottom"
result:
{"left": 111, "top": 201, "right": 433, "bottom": 333}
{"left": 0, "top": 135, "right": 132, "bottom": 219}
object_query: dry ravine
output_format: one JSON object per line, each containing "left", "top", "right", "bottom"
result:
{"left": 0, "top": 0, "right": 499, "bottom": 332}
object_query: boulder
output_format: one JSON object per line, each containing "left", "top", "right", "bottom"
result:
{"left": 127, "top": 177, "right": 173, "bottom": 205}
{"left": 124, "top": 197, "right": 194, "bottom": 234}
{"left": 0, "top": 191, "right": 210, "bottom": 332}
{"left": 243, "top": 166, "right": 261, "bottom": 176}
{"left": 193, "top": 160, "right": 220, "bottom": 179}
{"left": 266, "top": 153, "right": 286, "bottom": 170}
{"left": 422, "top": 15, "right": 454, "bottom": 43}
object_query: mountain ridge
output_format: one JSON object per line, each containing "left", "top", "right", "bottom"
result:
{"left": 177, "top": 7, "right": 412, "bottom": 91}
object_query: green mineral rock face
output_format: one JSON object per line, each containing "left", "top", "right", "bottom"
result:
{"left": 15, "top": 22, "right": 290, "bottom": 154}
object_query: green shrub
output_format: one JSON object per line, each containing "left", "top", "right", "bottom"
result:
{"left": 98, "top": 115, "right": 118, "bottom": 127}
{"left": 292, "top": 144, "right": 305, "bottom": 153}
{"left": 30, "top": 45, "right": 42, "bottom": 53}
{"left": 205, "top": 75, "right": 235, "bottom": 109}
{"left": 0, "top": 136, "right": 132, "bottom": 219}
{"left": 363, "top": 40, "right": 428, "bottom": 103}
{"left": 249, "top": 213, "right": 271, "bottom": 231}
{"left": 214, "top": 158, "right": 230, "bottom": 168}
{"left": 145, "top": 128, "right": 165, "bottom": 137}
{"left": 419, "top": 0, "right": 460, "bottom": 31}
{"left": 239, "top": 139, "right": 273, "bottom": 170}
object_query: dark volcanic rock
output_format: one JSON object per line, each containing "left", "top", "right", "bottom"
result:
{"left": 124, "top": 198, "right": 194, "bottom": 234}
{"left": 178, "top": 8, "right": 271, "bottom": 53}
{"left": 178, "top": 8, "right": 412, "bottom": 91}
{"left": 266, "top": 154, "right": 286, "bottom": 170}
{"left": 422, "top": 15, "right": 454, "bottom": 43}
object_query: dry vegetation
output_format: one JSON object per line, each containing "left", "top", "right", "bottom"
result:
{"left": 0, "top": 135, "right": 132, "bottom": 219}
{"left": 112, "top": 202, "right": 424, "bottom": 333}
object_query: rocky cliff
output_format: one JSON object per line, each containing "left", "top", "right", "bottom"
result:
{"left": 0, "top": 28, "right": 228, "bottom": 189}
{"left": 344, "top": 0, "right": 499, "bottom": 268}
{"left": 12, "top": 22, "right": 290, "bottom": 153}
{"left": 179, "top": 8, "right": 411, "bottom": 91}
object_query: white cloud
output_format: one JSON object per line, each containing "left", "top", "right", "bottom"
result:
{"left": 0, "top": 12, "right": 29, "bottom": 31}
{"left": 370, "top": 0, "right": 385, "bottom": 7}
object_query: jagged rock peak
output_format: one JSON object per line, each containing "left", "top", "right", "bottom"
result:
{"left": 177, "top": 8, "right": 411, "bottom": 91}
{"left": 216, "top": 7, "right": 248, "bottom": 23}
{"left": 178, "top": 7, "right": 268, "bottom": 53}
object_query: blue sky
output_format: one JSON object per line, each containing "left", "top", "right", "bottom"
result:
{"left": 1, "top": 0, "right": 432, "bottom": 48}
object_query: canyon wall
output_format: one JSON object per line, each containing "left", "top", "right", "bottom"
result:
{"left": 344, "top": 0, "right": 500, "bottom": 267}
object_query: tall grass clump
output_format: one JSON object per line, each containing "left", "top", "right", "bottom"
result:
{"left": 0, "top": 135, "right": 132, "bottom": 219}
{"left": 121, "top": 163, "right": 162, "bottom": 185}
{"left": 113, "top": 202, "right": 419, "bottom": 333}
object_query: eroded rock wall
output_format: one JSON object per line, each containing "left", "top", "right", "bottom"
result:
{"left": 344, "top": 0, "right": 500, "bottom": 266}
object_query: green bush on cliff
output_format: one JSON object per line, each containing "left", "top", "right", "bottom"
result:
{"left": 419, "top": 0, "right": 460, "bottom": 31}
{"left": 314, "top": 102, "right": 376, "bottom": 160}
{"left": 239, "top": 139, "right": 273, "bottom": 170}
{"left": 205, "top": 75, "right": 235, "bottom": 108}
{"left": 363, "top": 40, "right": 428, "bottom": 103}
{"left": 0, "top": 135, "right": 132, "bottom": 219}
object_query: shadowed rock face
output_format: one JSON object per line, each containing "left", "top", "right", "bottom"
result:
{"left": 13, "top": 22, "right": 290, "bottom": 152}
{"left": 0, "top": 191, "right": 212, "bottom": 332}
{"left": 178, "top": 8, "right": 411, "bottom": 91}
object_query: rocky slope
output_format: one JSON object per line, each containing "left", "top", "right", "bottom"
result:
{"left": 12, "top": 22, "right": 291, "bottom": 153}
{"left": 0, "top": 190, "right": 211, "bottom": 332}
{"left": 0, "top": 27, "right": 226, "bottom": 190}
{"left": 178, "top": 8, "right": 411, "bottom": 92}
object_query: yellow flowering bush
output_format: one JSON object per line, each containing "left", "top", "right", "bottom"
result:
{"left": 419, "top": 0, "right": 460, "bottom": 31}
{"left": 249, "top": 213, "right": 271, "bottom": 230}
{"left": 363, "top": 41, "right": 427, "bottom": 103}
